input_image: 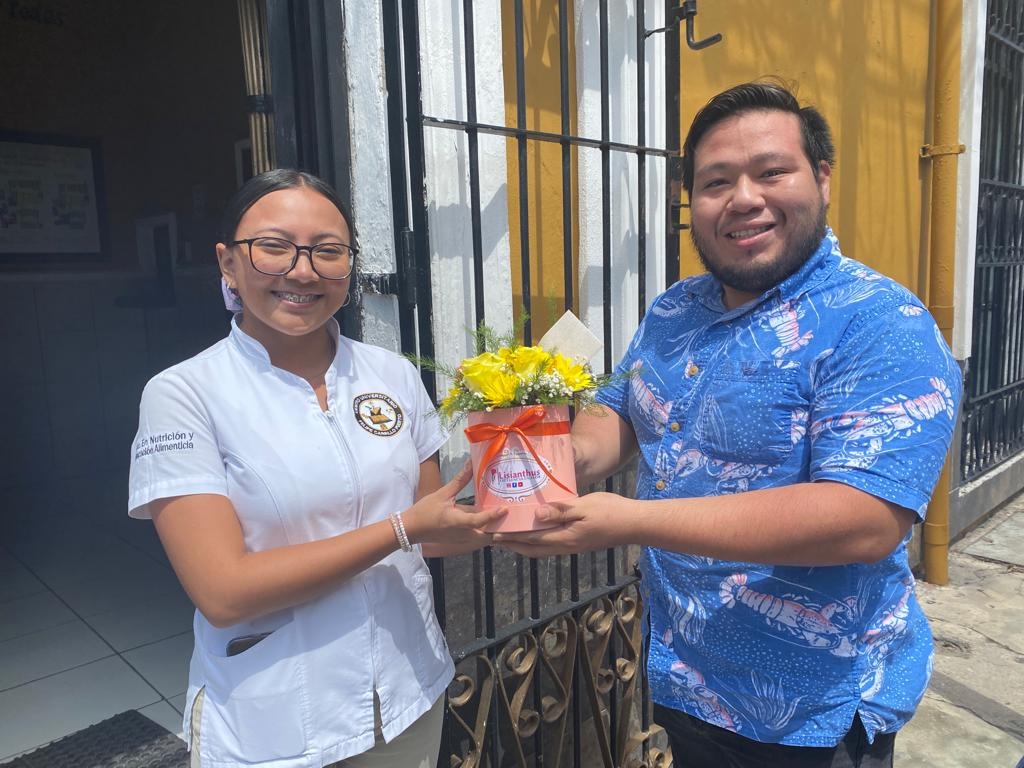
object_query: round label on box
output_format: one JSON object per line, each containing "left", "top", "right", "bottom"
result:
{"left": 483, "top": 448, "right": 552, "bottom": 500}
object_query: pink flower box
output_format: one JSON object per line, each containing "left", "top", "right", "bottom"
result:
{"left": 465, "top": 404, "right": 578, "bottom": 533}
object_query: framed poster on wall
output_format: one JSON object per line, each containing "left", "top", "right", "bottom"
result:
{"left": 0, "top": 131, "right": 107, "bottom": 265}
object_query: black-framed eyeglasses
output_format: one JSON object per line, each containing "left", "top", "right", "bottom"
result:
{"left": 229, "top": 237, "right": 358, "bottom": 280}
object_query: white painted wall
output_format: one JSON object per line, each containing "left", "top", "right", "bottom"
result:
{"left": 576, "top": 1, "right": 667, "bottom": 375}
{"left": 417, "top": 0, "right": 514, "bottom": 348}
{"left": 418, "top": 0, "right": 514, "bottom": 470}
{"left": 953, "top": 0, "right": 987, "bottom": 361}
{"left": 340, "top": 0, "right": 402, "bottom": 352}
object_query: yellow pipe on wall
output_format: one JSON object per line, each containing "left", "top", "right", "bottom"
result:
{"left": 921, "top": 0, "right": 964, "bottom": 586}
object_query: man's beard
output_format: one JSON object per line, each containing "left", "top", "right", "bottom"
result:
{"left": 691, "top": 204, "right": 827, "bottom": 297}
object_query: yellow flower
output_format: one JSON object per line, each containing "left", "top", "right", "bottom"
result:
{"left": 460, "top": 351, "right": 504, "bottom": 387}
{"left": 501, "top": 345, "right": 551, "bottom": 381}
{"left": 550, "top": 353, "right": 594, "bottom": 393}
{"left": 476, "top": 372, "right": 521, "bottom": 407}
{"left": 439, "top": 385, "right": 461, "bottom": 416}
{"left": 460, "top": 352, "right": 520, "bottom": 406}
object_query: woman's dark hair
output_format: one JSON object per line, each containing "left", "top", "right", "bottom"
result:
{"left": 219, "top": 169, "right": 356, "bottom": 244}
{"left": 681, "top": 80, "right": 836, "bottom": 197}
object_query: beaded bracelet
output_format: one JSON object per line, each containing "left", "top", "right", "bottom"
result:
{"left": 389, "top": 512, "right": 412, "bottom": 552}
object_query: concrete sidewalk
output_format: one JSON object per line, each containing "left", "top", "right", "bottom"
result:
{"left": 896, "top": 494, "right": 1024, "bottom": 767}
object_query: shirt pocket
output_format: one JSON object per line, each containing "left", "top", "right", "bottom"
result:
{"left": 696, "top": 362, "right": 804, "bottom": 465}
{"left": 413, "top": 572, "right": 450, "bottom": 666}
{"left": 200, "top": 619, "right": 309, "bottom": 762}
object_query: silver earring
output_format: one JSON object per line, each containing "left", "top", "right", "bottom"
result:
{"left": 341, "top": 293, "right": 351, "bottom": 308}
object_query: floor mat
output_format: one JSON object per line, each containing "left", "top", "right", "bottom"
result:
{"left": 5, "top": 709, "right": 187, "bottom": 768}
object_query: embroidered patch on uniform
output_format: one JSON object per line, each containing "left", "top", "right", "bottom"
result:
{"left": 354, "top": 393, "right": 404, "bottom": 436}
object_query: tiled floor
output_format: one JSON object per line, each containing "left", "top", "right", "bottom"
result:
{"left": 0, "top": 473, "right": 193, "bottom": 762}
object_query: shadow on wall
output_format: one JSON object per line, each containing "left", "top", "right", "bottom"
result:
{"left": 678, "top": 0, "right": 932, "bottom": 291}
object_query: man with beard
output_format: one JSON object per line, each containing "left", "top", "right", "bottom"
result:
{"left": 496, "top": 82, "right": 962, "bottom": 767}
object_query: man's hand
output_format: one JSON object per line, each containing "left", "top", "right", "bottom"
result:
{"left": 493, "top": 491, "right": 630, "bottom": 556}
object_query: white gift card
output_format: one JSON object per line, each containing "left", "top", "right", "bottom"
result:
{"left": 538, "top": 310, "right": 603, "bottom": 363}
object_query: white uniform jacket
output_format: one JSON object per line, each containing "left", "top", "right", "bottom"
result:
{"left": 128, "top": 318, "right": 453, "bottom": 767}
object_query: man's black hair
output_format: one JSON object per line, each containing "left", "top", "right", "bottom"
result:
{"left": 681, "top": 80, "right": 836, "bottom": 197}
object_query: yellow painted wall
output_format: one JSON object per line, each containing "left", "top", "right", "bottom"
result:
{"left": 677, "top": 0, "right": 936, "bottom": 295}
{"left": 501, "top": 2, "right": 578, "bottom": 339}
{"left": 502, "top": 1, "right": 938, "bottom": 325}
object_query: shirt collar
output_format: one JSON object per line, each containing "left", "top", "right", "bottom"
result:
{"left": 229, "top": 315, "right": 347, "bottom": 374}
{"left": 775, "top": 227, "right": 840, "bottom": 302}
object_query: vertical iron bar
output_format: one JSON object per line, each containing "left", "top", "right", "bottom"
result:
{"left": 382, "top": 0, "right": 418, "bottom": 355}
{"left": 560, "top": 0, "right": 575, "bottom": 313}
{"left": 471, "top": 550, "right": 484, "bottom": 638}
{"left": 600, "top": 0, "right": 612, "bottom": 370}
{"left": 1012, "top": 263, "right": 1022, "bottom": 385}
{"left": 514, "top": 0, "right": 533, "bottom": 343}
{"left": 510, "top": 3, "right": 533, "bottom": 759}
{"left": 483, "top": 552, "right": 495, "bottom": 643}
{"left": 400, "top": 0, "right": 437, "bottom": 399}
{"left": 664, "top": 0, "right": 682, "bottom": 289}
{"left": 285, "top": 1, "right": 318, "bottom": 172}
{"left": 264, "top": 0, "right": 298, "bottom": 169}
{"left": 599, "top": 2, "right": 620, "bottom": 759}
{"left": 573, "top": 602, "right": 581, "bottom": 768}
{"left": 636, "top": 0, "right": 648, "bottom": 319}
{"left": 462, "top": 0, "right": 488, "bottom": 327}
{"left": 483, "top": 546, "right": 499, "bottom": 767}
{"left": 556, "top": 6, "right": 584, "bottom": 762}
{"left": 303, "top": 1, "right": 351, "bottom": 205}
{"left": 599, "top": 0, "right": 616, "bottom": 534}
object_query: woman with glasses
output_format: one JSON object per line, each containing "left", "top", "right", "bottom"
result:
{"left": 128, "top": 169, "right": 500, "bottom": 768}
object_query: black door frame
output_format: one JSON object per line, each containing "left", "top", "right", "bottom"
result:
{"left": 264, "top": 0, "right": 360, "bottom": 338}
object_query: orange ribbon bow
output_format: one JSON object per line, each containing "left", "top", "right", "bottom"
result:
{"left": 464, "top": 405, "right": 574, "bottom": 506}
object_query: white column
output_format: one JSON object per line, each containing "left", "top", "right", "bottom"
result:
{"left": 341, "top": 0, "right": 401, "bottom": 352}
{"left": 953, "top": 0, "right": 987, "bottom": 361}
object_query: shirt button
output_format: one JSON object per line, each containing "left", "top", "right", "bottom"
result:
{"left": 686, "top": 364, "right": 699, "bottom": 376}
{"left": 670, "top": 422, "right": 680, "bottom": 432}
{"left": 655, "top": 480, "right": 666, "bottom": 490}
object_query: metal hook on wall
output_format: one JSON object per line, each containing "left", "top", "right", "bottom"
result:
{"left": 645, "top": 0, "right": 723, "bottom": 50}
{"left": 680, "top": 0, "right": 722, "bottom": 50}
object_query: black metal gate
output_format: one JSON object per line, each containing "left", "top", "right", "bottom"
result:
{"left": 380, "top": 2, "right": 703, "bottom": 766}
{"left": 961, "top": 0, "right": 1024, "bottom": 482}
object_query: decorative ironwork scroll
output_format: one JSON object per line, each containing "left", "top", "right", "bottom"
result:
{"left": 448, "top": 655, "right": 497, "bottom": 768}
{"left": 446, "top": 584, "right": 669, "bottom": 768}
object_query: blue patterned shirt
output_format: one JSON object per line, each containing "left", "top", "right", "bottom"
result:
{"left": 597, "top": 230, "right": 961, "bottom": 746}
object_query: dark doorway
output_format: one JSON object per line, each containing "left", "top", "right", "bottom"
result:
{"left": 0, "top": 0, "right": 251, "bottom": 755}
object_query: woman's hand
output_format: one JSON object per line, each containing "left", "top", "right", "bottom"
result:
{"left": 403, "top": 461, "right": 505, "bottom": 553}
